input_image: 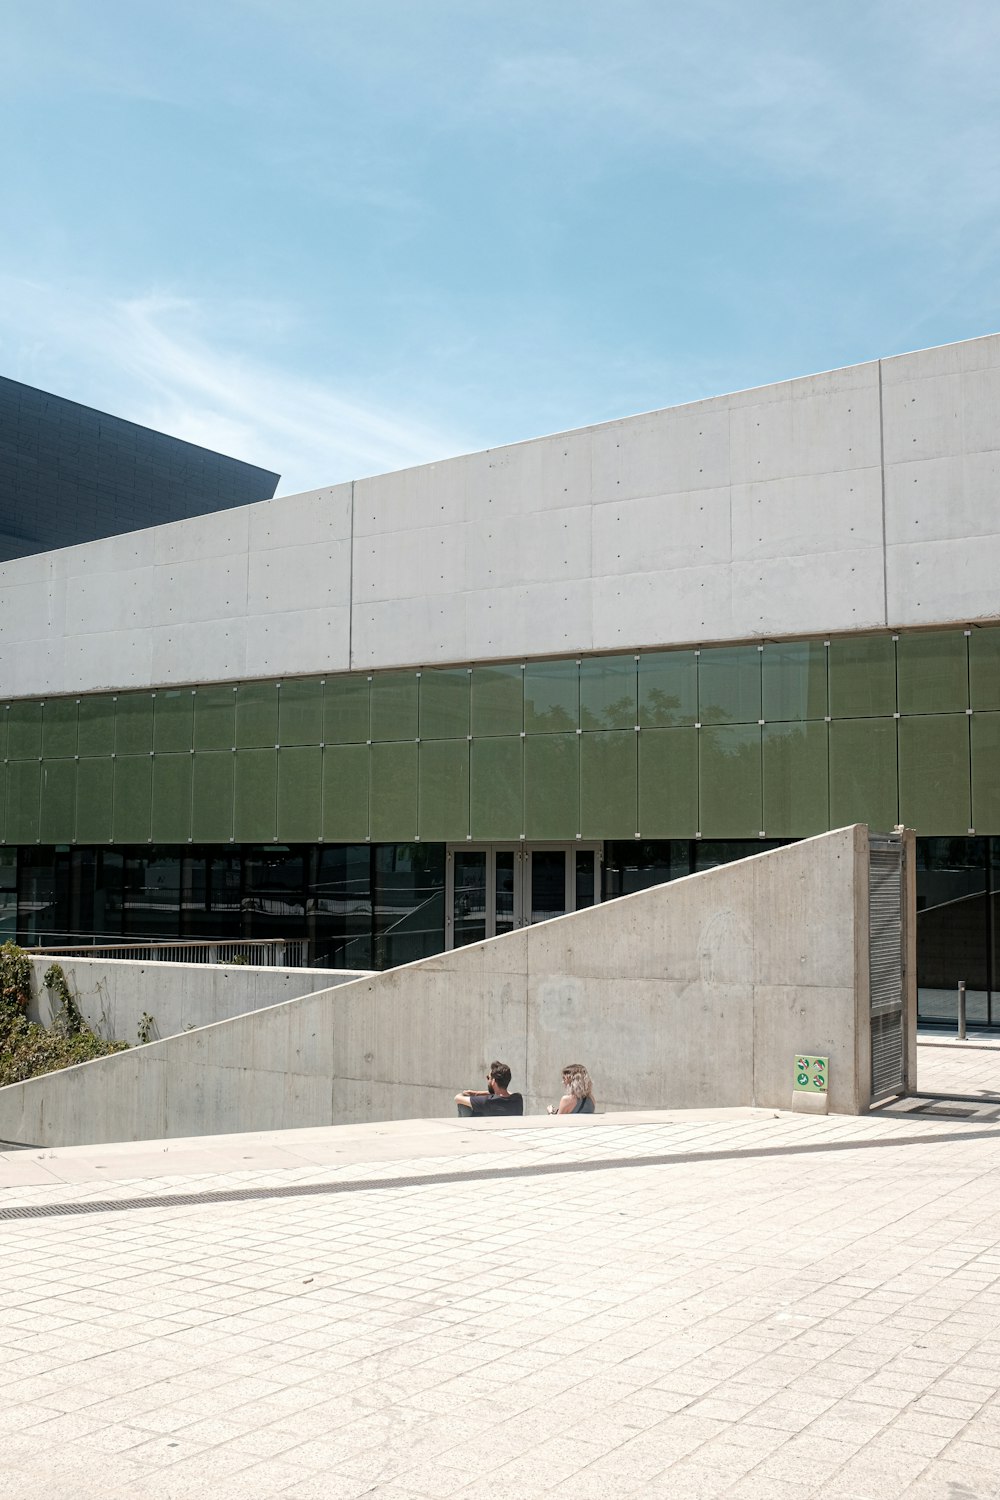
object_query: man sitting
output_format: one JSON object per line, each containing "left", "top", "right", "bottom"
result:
{"left": 455, "top": 1060, "right": 524, "bottom": 1117}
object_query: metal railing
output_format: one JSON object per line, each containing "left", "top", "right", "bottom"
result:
{"left": 29, "top": 938, "right": 309, "bottom": 968}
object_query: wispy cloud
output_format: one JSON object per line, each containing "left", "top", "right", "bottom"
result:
{"left": 0, "top": 279, "right": 469, "bottom": 493}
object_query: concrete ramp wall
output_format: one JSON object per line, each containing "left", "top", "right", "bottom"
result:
{"left": 0, "top": 827, "right": 879, "bottom": 1147}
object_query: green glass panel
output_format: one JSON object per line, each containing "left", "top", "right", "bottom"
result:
{"left": 580, "top": 656, "right": 638, "bottom": 731}
{"left": 277, "top": 746, "right": 322, "bottom": 841}
{"left": 324, "top": 676, "right": 369, "bottom": 745}
{"left": 193, "top": 685, "right": 236, "bottom": 751}
{"left": 896, "top": 631, "right": 968, "bottom": 716}
{"left": 370, "top": 672, "right": 418, "bottom": 742}
{"left": 113, "top": 755, "right": 152, "bottom": 842}
{"left": 639, "top": 651, "right": 697, "bottom": 727}
{"left": 42, "top": 699, "right": 78, "bottom": 759}
{"left": 234, "top": 749, "right": 278, "bottom": 841}
{"left": 970, "top": 628, "right": 1000, "bottom": 711}
{"left": 151, "top": 754, "right": 193, "bottom": 843}
{"left": 829, "top": 719, "right": 898, "bottom": 830}
{"left": 0, "top": 707, "right": 7, "bottom": 763}
{"left": 699, "top": 724, "right": 761, "bottom": 837}
{"left": 153, "top": 689, "right": 194, "bottom": 752}
{"left": 762, "top": 642, "right": 828, "bottom": 722}
{"left": 470, "top": 738, "right": 522, "bottom": 839}
{"left": 471, "top": 665, "right": 523, "bottom": 737}
{"left": 76, "top": 759, "right": 113, "bottom": 843}
{"left": 524, "top": 660, "right": 579, "bottom": 734}
{"left": 580, "top": 731, "right": 637, "bottom": 838}
{"left": 77, "top": 696, "right": 116, "bottom": 756}
{"left": 192, "top": 752, "right": 235, "bottom": 842}
{"left": 419, "top": 669, "right": 471, "bottom": 740}
{"left": 418, "top": 740, "right": 470, "bottom": 841}
{"left": 828, "top": 635, "right": 895, "bottom": 718}
{"left": 115, "top": 693, "right": 154, "bottom": 754}
{"left": 524, "top": 734, "right": 578, "bottom": 839}
{"left": 762, "top": 722, "right": 829, "bottom": 837}
{"left": 898, "top": 715, "right": 970, "bottom": 835}
{"left": 0, "top": 764, "right": 6, "bottom": 840}
{"left": 638, "top": 727, "right": 698, "bottom": 837}
{"left": 278, "top": 678, "right": 323, "bottom": 747}
{"left": 322, "top": 744, "right": 369, "bottom": 841}
{"left": 40, "top": 760, "right": 76, "bottom": 844}
{"left": 7, "top": 701, "right": 42, "bottom": 760}
{"left": 699, "top": 646, "right": 762, "bottom": 725}
{"left": 6, "top": 762, "right": 40, "bottom": 842}
{"left": 972, "top": 714, "right": 1000, "bottom": 832}
{"left": 236, "top": 681, "right": 279, "bottom": 749}
{"left": 370, "top": 741, "right": 417, "bottom": 840}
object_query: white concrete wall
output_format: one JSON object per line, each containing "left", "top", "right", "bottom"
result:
{"left": 2, "top": 333, "right": 999, "bottom": 698}
{"left": 26, "top": 957, "right": 374, "bottom": 1045}
{"left": 0, "top": 829, "right": 879, "bottom": 1148}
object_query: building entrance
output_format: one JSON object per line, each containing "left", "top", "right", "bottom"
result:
{"left": 445, "top": 843, "right": 602, "bottom": 950}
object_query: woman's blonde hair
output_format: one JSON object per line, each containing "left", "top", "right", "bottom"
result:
{"left": 562, "top": 1063, "right": 592, "bottom": 1099}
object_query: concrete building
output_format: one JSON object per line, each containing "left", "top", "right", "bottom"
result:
{"left": 0, "top": 332, "right": 997, "bottom": 1029}
{"left": 0, "top": 375, "right": 280, "bottom": 561}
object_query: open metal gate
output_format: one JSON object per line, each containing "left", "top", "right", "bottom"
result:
{"left": 869, "top": 833, "right": 906, "bottom": 1101}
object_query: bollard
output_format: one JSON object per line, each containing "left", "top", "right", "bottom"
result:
{"left": 957, "top": 980, "right": 967, "bottom": 1040}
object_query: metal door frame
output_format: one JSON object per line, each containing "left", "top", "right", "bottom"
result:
{"left": 445, "top": 842, "right": 602, "bottom": 949}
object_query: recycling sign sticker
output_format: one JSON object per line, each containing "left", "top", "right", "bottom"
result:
{"left": 794, "top": 1055, "right": 828, "bottom": 1093}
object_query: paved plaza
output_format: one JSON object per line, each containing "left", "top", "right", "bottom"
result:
{"left": 0, "top": 1040, "right": 999, "bottom": 1500}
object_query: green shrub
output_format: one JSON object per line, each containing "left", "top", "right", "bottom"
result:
{"left": 0, "top": 944, "right": 127, "bottom": 1087}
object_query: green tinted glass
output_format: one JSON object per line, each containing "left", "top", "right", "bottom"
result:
{"left": 7, "top": 701, "right": 42, "bottom": 760}
{"left": 471, "top": 665, "right": 523, "bottom": 737}
{"left": 277, "top": 746, "right": 322, "bottom": 840}
{"left": 699, "top": 647, "right": 761, "bottom": 725}
{"left": 828, "top": 636, "right": 895, "bottom": 718}
{"left": 76, "top": 759, "right": 113, "bottom": 843}
{"left": 638, "top": 727, "right": 697, "bottom": 837}
{"left": 153, "top": 689, "right": 193, "bottom": 753}
{"left": 969, "top": 628, "right": 1000, "bottom": 711}
{"left": 699, "top": 724, "right": 761, "bottom": 836}
{"left": 829, "top": 719, "right": 898, "bottom": 830}
{"left": 322, "top": 744, "right": 370, "bottom": 841}
{"left": 896, "top": 631, "right": 968, "bottom": 716}
{"left": 580, "top": 731, "right": 637, "bottom": 838}
{"left": 762, "top": 722, "right": 829, "bottom": 836}
{"left": 112, "top": 756, "right": 152, "bottom": 842}
{"left": 580, "top": 656, "right": 637, "bottom": 731}
{"left": 191, "top": 752, "right": 235, "bottom": 842}
{"left": 236, "top": 681, "right": 279, "bottom": 749}
{"left": 234, "top": 749, "right": 278, "bottom": 840}
{"left": 324, "top": 676, "right": 369, "bottom": 744}
{"left": 370, "top": 742, "right": 417, "bottom": 839}
{"left": 524, "top": 734, "right": 578, "bottom": 839}
{"left": 151, "top": 754, "right": 193, "bottom": 843}
{"left": 278, "top": 679, "right": 323, "bottom": 747}
{"left": 972, "top": 714, "right": 1000, "bottom": 832}
{"left": 470, "top": 738, "right": 522, "bottom": 839}
{"left": 42, "top": 699, "right": 78, "bottom": 759}
{"left": 115, "top": 693, "right": 154, "bottom": 755}
{"left": 762, "top": 642, "right": 827, "bottom": 722}
{"left": 419, "top": 669, "right": 471, "bottom": 740}
{"left": 193, "top": 686, "right": 236, "bottom": 751}
{"left": 370, "top": 673, "right": 418, "bottom": 742}
{"left": 898, "top": 715, "right": 970, "bottom": 835}
{"left": 524, "top": 660, "right": 579, "bottom": 734}
{"left": 40, "top": 760, "right": 76, "bottom": 844}
{"left": 638, "top": 651, "right": 697, "bottom": 728}
{"left": 418, "top": 740, "right": 470, "bottom": 840}
{"left": 6, "top": 762, "right": 40, "bottom": 842}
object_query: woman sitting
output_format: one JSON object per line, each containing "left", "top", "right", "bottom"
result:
{"left": 546, "top": 1063, "right": 596, "bottom": 1115}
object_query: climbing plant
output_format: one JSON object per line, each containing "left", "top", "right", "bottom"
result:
{"left": 0, "top": 945, "right": 127, "bottom": 1087}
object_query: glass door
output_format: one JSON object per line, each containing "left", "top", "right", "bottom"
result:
{"left": 446, "top": 844, "right": 602, "bottom": 949}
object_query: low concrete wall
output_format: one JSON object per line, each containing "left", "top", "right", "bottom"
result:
{"left": 26, "top": 958, "right": 373, "bottom": 1044}
{"left": 0, "top": 827, "right": 878, "bottom": 1147}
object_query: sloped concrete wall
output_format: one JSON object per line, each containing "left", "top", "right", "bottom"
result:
{"left": 0, "top": 828, "right": 873, "bottom": 1147}
{"left": 26, "top": 957, "right": 374, "bottom": 1045}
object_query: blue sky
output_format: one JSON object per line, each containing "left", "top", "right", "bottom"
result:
{"left": 2, "top": 0, "right": 999, "bottom": 494}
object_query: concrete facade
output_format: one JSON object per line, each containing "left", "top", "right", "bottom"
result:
{"left": 2, "top": 334, "right": 1000, "bottom": 698}
{"left": 0, "top": 828, "right": 897, "bottom": 1147}
{"left": 27, "top": 957, "right": 373, "bottom": 1045}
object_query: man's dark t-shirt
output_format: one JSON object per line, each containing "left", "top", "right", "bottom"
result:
{"left": 468, "top": 1091, "right": 524, "bottom": 1117}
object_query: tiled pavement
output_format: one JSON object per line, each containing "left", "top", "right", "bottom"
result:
{"left": 0, "top": 1046, "right": 999, "bottom": 1499}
